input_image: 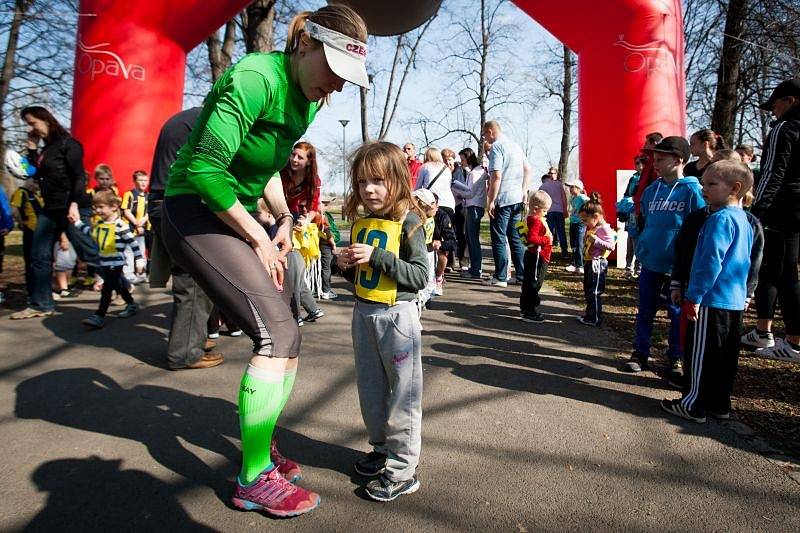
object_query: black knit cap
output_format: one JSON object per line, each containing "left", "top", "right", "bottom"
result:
{"left": 651, "top": 136, "right": 690, "bottom": 163}
{"left": 759, "top": 78, "right": 800, "bottom": 111}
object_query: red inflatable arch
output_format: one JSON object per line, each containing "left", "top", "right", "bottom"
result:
{"left": 71, "top": 0, "right": 685, "bottom": 212}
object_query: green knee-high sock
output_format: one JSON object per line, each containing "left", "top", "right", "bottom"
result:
{"left": 278, "top": 368, "right": 297, "bottom": 413}
{"left": 239, "top": 364, "right": 284, "bottom": 484}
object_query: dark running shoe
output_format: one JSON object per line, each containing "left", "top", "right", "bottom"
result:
{"left": 660, "top": 398, "right": 706, "bottom": 423}
{"left": 365, "top": 475, "right": 420, "bottom": 502}
{"left": 303, "top": 309, "right": 324, "bottom": 322}
{"left": 577, "top": 316, "right": 600, "bottom": 327}
{"left": 707, "top": 409, "right": 731, "bottom": 420}
{"left": 521, "top": 312, "right": 545, "bottom": 323}
{"left": 353, "top": 451, "right": 387, "bottom": 477}
{"left": 620, "top": 351, "right": 648, "bottom": 373}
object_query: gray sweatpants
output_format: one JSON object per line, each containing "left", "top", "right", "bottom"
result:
{"left": 286, "top": 250, "right": 317, "bottom": 317}
{"left": 352, "top": 299, "right": 423, "bottom": 482}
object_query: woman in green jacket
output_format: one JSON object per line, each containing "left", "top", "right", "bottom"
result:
{"left": 162, "top": 5, "right": 369, "bottom": 518}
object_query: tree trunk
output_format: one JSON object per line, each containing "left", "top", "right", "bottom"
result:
{"left": 477, "top": 0, "right": 488, "bottom": 159}
{"left": 0, "top": 0, "right": 33, "bottom": 195}
{"left": 206, "top": 20, "right": 237, "bottom": 82}
{"left": 558, "top": 44, "right": 573, "bottom": 181}
{"left": 711, "top": 0, "right": 748, "bottom": 146}
{"left": 245, "top": 0, "right": 276, "bottom": 53}
{"left": 360, "top": 82, "right": 370, "bottom": 143}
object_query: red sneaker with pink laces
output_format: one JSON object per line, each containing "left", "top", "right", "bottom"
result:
{"left": 232, "top": 467, "right": 320, "bottom": 518}
{"left": 271, "top": 440, "right": 302, "bottom": 482}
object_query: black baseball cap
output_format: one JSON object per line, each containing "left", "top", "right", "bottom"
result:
{"left": 759, "top": 78, "right": 800, "bottom": 111}
{"left": 651, "top": 136, "right": 690, "bottom": 163}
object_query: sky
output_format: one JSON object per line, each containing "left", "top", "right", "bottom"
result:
{"left": 182, "top": 0, "right": 571, "bottom": 196}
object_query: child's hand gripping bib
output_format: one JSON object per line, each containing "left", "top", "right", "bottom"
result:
{"left": 352, "top": 217, "right": 403, "bottom": 305}
{"left": 92, "top": 221, "right": 118, "bottom": 256}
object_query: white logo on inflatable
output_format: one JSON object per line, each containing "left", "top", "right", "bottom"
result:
{"left": 76, "top": 37, "right": 146, "bottom": 81}
{"left": 613, "top": 36, "right": 677, "bottom": 75}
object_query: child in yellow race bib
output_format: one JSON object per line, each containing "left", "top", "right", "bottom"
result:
{"left": 339, "top": 142, "right": 429, "bottom": 500}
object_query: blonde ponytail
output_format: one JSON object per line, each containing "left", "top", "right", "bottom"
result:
{"left": 285, "top": 11, "right": 313, "bottom": 53}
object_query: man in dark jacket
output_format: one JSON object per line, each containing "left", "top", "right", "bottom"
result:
{"left": 742, "top": 78, "right": 800, "bottom": 362}
{"left": 148, "top": 107, "right": 224, "bottom": 370}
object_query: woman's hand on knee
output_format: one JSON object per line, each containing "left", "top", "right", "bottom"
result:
{"left": 253, "top": 236, "right": 285, "bottom": 291}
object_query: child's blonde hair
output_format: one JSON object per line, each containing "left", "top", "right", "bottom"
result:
{"left": 92, "top": 189, "right": 121, "bottom": 208}
{"left": 705, "top": 160, "right": 754, "bottom": 199}
{"left": 529, "top": 190, "right": 552, "bottom": 211}
{"left": 711, "top": 149, "right": 742, "bottom": 163}
{"left": 344, "top": 141, "right": 425, "bottom": 223}
{"left": 94, "top": 163, "right": 114, "bottom": 181}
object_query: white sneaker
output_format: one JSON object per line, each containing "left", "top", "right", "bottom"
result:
{"left": 433, "top": 278, "right": 444, "bottom": 296}
{"left": 482, "top": 277, "right": 508, "bottom": 288}
{"left": 320, "top": 290, "right": 338, "bottom": 300}
{"left": 565, "top": 265, "right": 577, "bottom": 273}
{"left": 755, "top": 338, "right": 800, "bottom": 363}
{"left": 578, "top": 267, "right": 584, "bottom": 274}
{"left": 741, "top": 328, "right": 775, "bottom": 349}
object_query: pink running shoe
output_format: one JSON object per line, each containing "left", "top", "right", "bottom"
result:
{"left": 232, "top": 467, "right": 320, "bottom": 518}
{"left": 271, "top": 440, "right": 302, "bottom": 482}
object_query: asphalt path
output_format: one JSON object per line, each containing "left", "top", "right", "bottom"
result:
{"left": 1, "top": 269, "right": 799, "bottom": 531}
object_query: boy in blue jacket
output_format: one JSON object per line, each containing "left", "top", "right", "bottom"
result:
{"left": 661, "top": 161, "right": 754, "bottom": 423}
{"left": 622, "top": 137, "right": 705, "bottom": 376}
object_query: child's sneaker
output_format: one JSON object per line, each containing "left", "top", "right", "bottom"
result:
{"left": 755, "top": 338, "right": 800, "bottom": 363}
{"left": 577, "top": 267, "right": 584, "bottom": 274}
{"left": 620, "top": 351, "right": 648, "bottom": 372}
{"left": 741, "top": 329, "right": 775, "bottom": 349}
{"left": 82, "top": 314, "right": 104, "bottom": 329}
{"left": 565, "top": 265, "right": 577, "bottom": 273}
{"left": 521, "top": 312, "right": 545, "bottom": 323}
{"left": 303, "top": 309, "right": 324, "bottom": 322}
{"left": 232, "top": 467, "right": 320, "bottom": 517}
{"left": 668, "top": 360, "right": 683, "bottom": 385}
{"left": 207, "top": 332, "right": 220, "bottom": 339}
{"left": 353, "top": 451, "right": 387, "bottom": 477}
{"left": 577, "top": 316, "right": 600, "bottom": 327}
{"left": 660, "top": 398, "right": 706, "bottom": 423}
{"left": 117, "top": 303, "right": 138, "bottom": 318}
{"left": 297, "top": 317, "right": 304, "bottom": 327}
{"left": 320, "top": 290, "right": 338, "bottom": 300}
{"left": 365, "top": 475, "right": 420, "bottom": 502}
{"left": 434, "top": 277, "right": 444, "bottom": 296}
{"left": 482, "top": 277, "right": 507, "bottom": 288}
{"left": 228, "top": 329, "right": 243, "bottom": 337}
{"left": 271, "top": 440, "right": 302, "bottom": 483}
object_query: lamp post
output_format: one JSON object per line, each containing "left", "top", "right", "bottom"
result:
{"left": 338, "top": 119, "right": 349, "bottom": 219}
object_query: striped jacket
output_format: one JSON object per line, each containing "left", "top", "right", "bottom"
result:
{"left": 75, "top": 218, "right": 142, "bottom": 267}
{"left": 751, "top": 105, "right": 800, "bottom": 229}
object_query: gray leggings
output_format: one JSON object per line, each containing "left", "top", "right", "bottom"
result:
{"left": 162, "top": 195, "right": 300, "bottom": 357}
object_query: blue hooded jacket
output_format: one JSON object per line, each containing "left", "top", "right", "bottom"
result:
{"left": 635, "top": 175, "right": 705, "bottom": 274}
{"left": 686, "top": 206, "right": 753, "bottom": 310}
{"left": 0, "top": 187, "right": 15, "bottom": 233}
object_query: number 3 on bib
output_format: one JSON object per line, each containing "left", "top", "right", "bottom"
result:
{"left": 351, "top": 217, "right": 403, "bottom": 305}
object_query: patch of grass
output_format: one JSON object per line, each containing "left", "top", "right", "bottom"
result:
{"left": 546, "top": 252, "right": 800, "bottom": 459}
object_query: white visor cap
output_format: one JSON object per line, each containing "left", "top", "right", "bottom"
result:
{"left": 305, "top": 20, "right": 369, "bottom": 88}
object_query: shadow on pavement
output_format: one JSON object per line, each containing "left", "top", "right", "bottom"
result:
{"left": 41, "top": 303, "right": 172, "bottom": 369}
{"left": 24, "top": 456, "right": 216, "bottom": 532}
{"left": 15, "top": 368, "right": 362, "bottom": 511}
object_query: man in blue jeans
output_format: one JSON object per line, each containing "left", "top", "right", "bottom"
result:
{"left": 622, "top": 136, "right": 705, "bottom": 381}
{"left": 482, "top": 120, "right": 531, "bottom": 287}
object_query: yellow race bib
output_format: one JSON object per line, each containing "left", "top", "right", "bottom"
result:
{"left": 423, "top": 217, "right": 435, "bottom": 245}
{"left": 92, "top": 222, "right": 117, "bottom": 256}
{"left": 515, "top": 219, "right": 529, "bottom": 245}
{"left": 352, "top": 217, "right": 403, "bottom": 305}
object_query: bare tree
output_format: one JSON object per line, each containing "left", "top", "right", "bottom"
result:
{"left": 405, "top": 0, "right": 525, "bottom": 156}
{"left": 711, "top": 0, "right": 748, "bottom": 146}
{"left": 361, "top": 15, "right": 436, "bottom": 142}
{"left": 206, "top": 20, "right": 237, "bottom": 82}
{"left": 242, "top": 0, "right": 276, "bottom": 53}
